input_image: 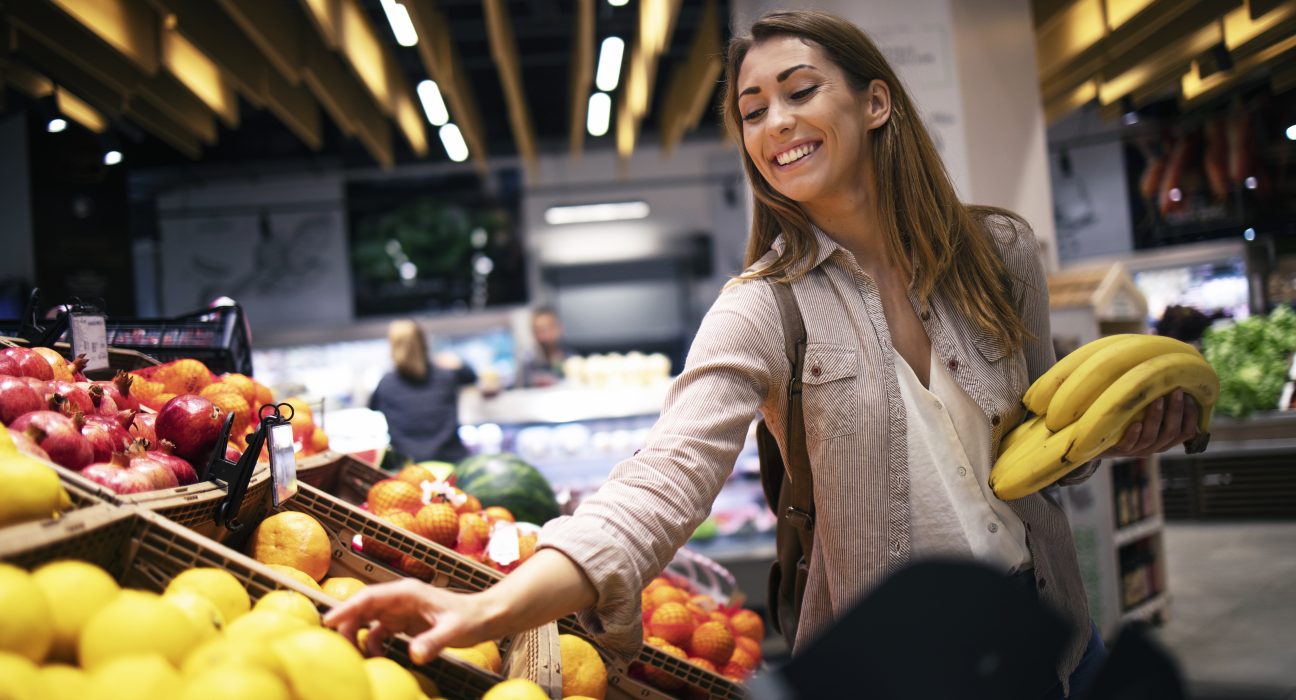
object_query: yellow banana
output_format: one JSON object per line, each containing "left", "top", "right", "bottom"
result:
{"left": 1044, "top": 335, "right": 1202, "bottom": 431}
{"left": 1063, "top": 353, "right": 1218, "bottom": 463}
{"left": 1022, "top": 334, "right": 1133, "bottom": 415}
{"left": 996, "top": 415, "right": 1050, "bottom": 461}
{"left": 990, "top": 422, "right": 1081, "bottom": 500}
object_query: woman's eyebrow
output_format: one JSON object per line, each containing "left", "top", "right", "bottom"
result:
{"left": 739, "top": 64, "right": 817, "bottom": 97}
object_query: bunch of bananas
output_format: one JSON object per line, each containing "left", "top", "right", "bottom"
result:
{"left": 990, "top": 334, "right": 1220, "bottom": 500}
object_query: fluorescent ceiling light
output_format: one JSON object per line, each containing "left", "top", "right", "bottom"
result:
{"left": 544, "top": 201, "right": 650, "bottom": 225}
{"left": 103, "top": 150, "right": 123, "bottom": 166}
{"left": 608, "top": 0, "right": 628, "bottom": 5}
{"left": 439, "top": 123, "right": 469, "bottom": 162}
{"left": 595, "top": 36, "right": 625, "bottom": 92}
{"left": 417, "top": 80, "right": 449, "bottom": 126}
{"left": 587, "top": 92, "right": 611, "bottom": 136}
{"left": 380, "top": 0, "right": 419, "bottom": 47}
{"left": 47, "top": 118, "right": 67, "bottom": 133}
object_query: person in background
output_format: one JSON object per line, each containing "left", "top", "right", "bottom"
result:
{"left": 368, "top": 320, "right": 476, "bottom": 464}
{"left": 518, "top": 306, "right": 573, "bottom": 388}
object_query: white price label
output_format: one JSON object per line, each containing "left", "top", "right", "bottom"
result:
{"left": 269, "top": 422, "right": 299, "bottom": 506}
{"left": 69, "top": 313, "right": 109, "bottom": 371}
{"left": 486, "top": 521, "right": 520, "bottom": 566}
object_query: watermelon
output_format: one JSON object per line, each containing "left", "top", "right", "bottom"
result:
{"left": 455, "top": 453, "right": 560, "bottom": 526}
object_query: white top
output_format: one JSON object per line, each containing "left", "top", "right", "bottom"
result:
{"left": 895, "top": 347, "right": 1033, "bottom": 573}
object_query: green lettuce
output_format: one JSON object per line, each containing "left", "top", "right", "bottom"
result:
{"left": 1202, "top": 305, "right": 1296, "bottom": 417}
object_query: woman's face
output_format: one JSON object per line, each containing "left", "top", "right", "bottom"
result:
{"left": 736, "top": 36, "right": 875, "bottom": 208}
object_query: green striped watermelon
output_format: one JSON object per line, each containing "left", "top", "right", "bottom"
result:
{"left": 454, "top": 453, "right": 560, "bottom": 526}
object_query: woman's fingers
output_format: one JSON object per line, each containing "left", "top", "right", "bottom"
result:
{"left": 1128, "top": 397, "right": 1164, "bottom": 455}
{"left": 1150, "top": 390, "right": 1187, "bottom": 453}
{"left": 408, "top": 623, "right": 456, "bottom": 665}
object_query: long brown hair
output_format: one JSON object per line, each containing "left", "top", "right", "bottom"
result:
{"left": 388, "top": 319, "right": 430, "bottom": 382}
{"left": 722, "top": 10, "right": 1029, "bottom": 351}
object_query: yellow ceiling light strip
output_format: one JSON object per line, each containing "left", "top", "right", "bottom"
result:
{"left": 617, "top": 0, "right": 681, "bottom": 161}
{"left": 300, "top": 0, "right": 339, "bottom": 49}
{"left": 1105, "top": 0, "right": 1158, "bottom": 30}
{"left": 1099, "top": 20, "right": 1223, "bottom": 104}
{"left": 161, "top": 30, "right": 238, "bottom": 128}
{"left": 1036, "top": 0, "right": 1106, "bottom": 79}
{"left": 54, "top": 86, "right": 106, "bottom": 133}
{"left": 484, "top": 0, "right": 538, "bottom": 173}
{"left": 569, "top": 0, "right": 595, "bottom": 158}
{"left": 48, "top": 0, "right": 159, "bottom": 74}
{"left": 1183, "top": 28, "right": 1296, "bottom": 101}
{"left": 1223, "top": 0, "right": 1295, "bottom": 49}
{"left": 659, "top": 0, "right": 721, "bottom": 155}
{"left": 338, "top": 0, "right": 394, "bottom": 116}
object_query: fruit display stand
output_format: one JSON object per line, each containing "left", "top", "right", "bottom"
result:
{"left": 1046, "top": 263, "right": 1171, "bottom": 640}
{"left": 0, "top": 504, "right": 547, "bottom": 700}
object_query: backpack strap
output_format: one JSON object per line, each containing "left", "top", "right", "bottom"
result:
{"left": 768, "top": 280, "right": 815, "bottom": 554}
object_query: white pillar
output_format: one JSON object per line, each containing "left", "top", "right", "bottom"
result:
{"left": 730, "top": 0, "right": 1059, "bottom": 269}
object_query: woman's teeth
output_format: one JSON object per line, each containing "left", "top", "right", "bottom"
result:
{"left": 776, "top": 143, "right": 817, "bottom": 166}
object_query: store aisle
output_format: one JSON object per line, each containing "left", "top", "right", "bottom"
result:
{"left": 1152, "top": 521, "right": 1296, "bottom": 699}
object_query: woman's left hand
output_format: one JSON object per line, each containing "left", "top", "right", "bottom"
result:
{"left": 1101, "top": 389, "right": 1199, "bottom": 458}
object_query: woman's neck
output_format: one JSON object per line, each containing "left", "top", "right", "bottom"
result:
{"left": 803, "top": 193, "right": 890, "bottom": 275}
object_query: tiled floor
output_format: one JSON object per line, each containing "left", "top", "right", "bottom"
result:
{"left": 1151, "top": 521, "right": 1296, "bottom": 699}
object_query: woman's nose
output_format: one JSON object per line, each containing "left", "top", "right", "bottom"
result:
{"left": 766, "top": 104, "right": 795, "bottom": 134}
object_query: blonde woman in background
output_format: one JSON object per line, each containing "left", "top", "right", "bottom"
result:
{"left": 368, "top": 320, "right": 477, "bottom": 464}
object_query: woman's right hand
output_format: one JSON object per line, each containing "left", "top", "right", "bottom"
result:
{"left": 323, "top": 578, "right": 503, "bottom": 663}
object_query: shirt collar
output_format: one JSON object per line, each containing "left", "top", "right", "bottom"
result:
{"left": 769, "top": 223, "right": 849, "bottom": 272}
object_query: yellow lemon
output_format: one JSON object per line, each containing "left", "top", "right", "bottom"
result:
{"left": 39, "top": 663, "right": 91, "bottom": 700}
{"left": 271, "top": 628, "right": 373, "bottom": 700}
{"left": 165, "top": 568, "right": 250, "bottom": 625}
{"left": 180, "top": 666, "right": 290, "bottom": 700}
{"left": 163, "top": 590, "right": 224, "bottom": 640}
{"left": 441, "top": 646, "right": 491, "bottom": 671}
{"left": 321, "top": 577, "right": 367, "bottom": 601}
{"left": 31, "top": 560, "right": 120, "bottom": 663}
{"left": 0, "top": 451, "right": 71, "bottom": 527}
{"left": 223, "top": 610, "right": 307, "bottom": 644}
{"left": 86, "top": 654, "right": 183, "bottom": 700}
{"left": 0, "top": 651, "right": 47, "bottom": 700}
{"left": 363, "top": 657, "right": 423, "bottom": 700}
{"left": 254, "top": 590, "right": 321, "bottom": 626}
{"left": 0, "top": 564, "right": 54, "bottom": 662}
{"left": 182, "top": 637, "right": 286, "bottom": 682}
{"left": 559, "top": 634, "right": 607, "bottom": 699}
{"left": 481, "top": 678, "right": 548, "bottom": 700}
{"left": 472, "top": 640, "right": 502, "bottom": 674}
{"left": 265, "top": 564, "right": 324, "bottom": 592}
{"left": 79, "top": 590, "right": 205, "bottom": 669}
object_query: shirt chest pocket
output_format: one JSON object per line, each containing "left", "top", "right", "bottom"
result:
{"left": 801, "top": 344, "right": 859, "bottom": 441}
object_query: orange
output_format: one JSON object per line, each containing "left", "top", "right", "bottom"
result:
{"left": 206, "top": 392, "right": 252, "bottom": 444}
{"left": 414, "top": 504, "right": 458, "bottom": 548}
{"left": 648, "top": 585, "right": 689, "bottom": 609}
{"left": 367, "top": 480, "right": 423, "bottom": 515}
{"left": 308, "top": 426, "right": 329, "bottom": 454}
{"left": 685, "top": 603, "right": 709, "bottom": 625}
{"left": 321, "top": 577, "right": 366, "bottom": 602}
{"left": 517, "top": 532, "right": 537, "bottom": 563}
{"left": 687, "top": 621, "right": 734, "bottom": 666}
{"left": 648, "top": 602, "right": 696, "bottom": 648}
{"left": 454, "top": 494, "right": 482, "bottom": 515}
{"left": 394, "top": 465, "right": 435, "bottom": 486}
{"left": 253, "top": 383, "right": 274, "bottom": 410}
{"left": 734, "top": 635, "right": 761, "bottom": 662}
{"left": 397, "top": 555, "right": 434, "bottom": 580}
{"left": 247, "top": 512, "right": 332, "bottom": 582}
{"left": 156, "top": 359, "right": 214, "bottom": 394}
{"left": 483, "top": 506, "right": 514, "bottom": 523}
{"left": 559, "top": 634, "right": 607, "bottom": 699}
{"left": 265, "top": 565, "right": 324, "bottom": 592}
{"left": 455, "top": 512, "right": 490, "bottom": 555}
{"left": 707, "top": 610, "right": 729, "bottom": 627}
{"left": 363, "top": 511, "right": 416, "bottom": 563}
{"left": 642, "top": 636, "right": 687, "bottom": 691}
{"left": 720, "top": 660, "right": 749, "bottom": 682}
{"left": 687, "top": 657, "right": 718, "bottom": 674}
{"left": 728, "top": 608, "right": 764, "bottom": 641}
{"left": 281, "top": 397, "right": 316, "bottom": 444}
{"left": 643, "top": 577, "right": 671, "bottom": 594}
{"left": 219, "top": 373, "right": 258, "bottom": 406}
{"left": 729, "top": 642, "right": 759, "bottom": 672}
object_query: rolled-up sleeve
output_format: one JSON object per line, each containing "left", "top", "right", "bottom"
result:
{"left": 537, "top": 281, "right": 782, "bottom": 656}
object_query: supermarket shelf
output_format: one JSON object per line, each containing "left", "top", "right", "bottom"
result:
{"left": 1114, "top": 515, "right": 1164, "bottom": 548}
{"left": 459, "top": 382, "right": 671, "bottom": 425}
{"left": 1121, "top": 592, "right": 1170, "bottom": 624}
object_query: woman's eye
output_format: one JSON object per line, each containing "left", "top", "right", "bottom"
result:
{"left": 742, "top": 107, "right": 766, "bottom": 122}
{"left": 791, "top": 85, "right": 819, "bottom": 100}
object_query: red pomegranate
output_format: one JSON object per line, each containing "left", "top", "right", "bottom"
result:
{"left": 85, "top": 384, "right": 119, "bottom": 416}
{"left": 92, "top": 372, "right": 140, "bottom": 412}
{"left": 0, "top": 353, "right": 18, "bottom": 377}
{"left": 132, "top": 412, "right": 158, "bottom": 445}
{"left": 224, "top": 443, "right": 243, "bottom": 462}
{"left": 134, "top": 439, "right": 199, "bottom": 486}
{"left": 47, "top": 380, "right": 95, "bottom": 416}
{"left": 80, "top": 453, "right": 153, "bottom": 494}
{"left": 0, "top": 376, "right": 44, "bottom": 425}
{"left": 11, "top": 431, "right": 50, "bottom": 461}
{"left": 1, "top": 348, "right": 54, "bottom": 380}
{"left": 81, "top": 413, "right": 134, "bottom": 463}
{"left": 155, "top": 394, "right": 222, "bottom": 463}
{"left": 126, "top": 448, "right": 180, "bottom": 490}
{"left": 10, "top": 410, "right": 93, "bottom": 470}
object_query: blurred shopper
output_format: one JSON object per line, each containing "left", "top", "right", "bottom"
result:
{"left": 368, "top": 320, "right": 476, "bottom": 463}
{"left": 518, "top": 306, "right": 573, "bottom": 388}
{"left": 328, "top": 12, "right": 1199, "bottom": 699}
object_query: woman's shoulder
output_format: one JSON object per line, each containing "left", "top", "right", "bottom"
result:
{"left": 970, "top": 206, "right": 1038, "bottom": 271}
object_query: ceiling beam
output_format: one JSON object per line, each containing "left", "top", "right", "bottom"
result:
{"left": 483, "top": 0, "right": 538, "bottom": 174}
{"left": 568, "top": 0, "right": 594, "bottom": 158}
{"left": 335, "top": 0, "right": 396, "bottom": 117}
{"left": 405, "top": 0, "right": 488, "bottom": 171}
{"left": 47, "top": 0, "right": 160, "bottom": 75}
{"left": 659, "top": 0, "right": 721, "bottom": 155}
{"left": 6, "top": 0, "right": 151, "bottom": 96}
{"left": 617, "top": 0, "right": 682, "bottom": 163}
{"left": 263, "top": 63, "right": 323, "bottom": 151}
{"left": 215, "top": 0, "right": 304, "bottom": 86}
{"left": 154, "top": 0, "right": 278, "bottom": 108}
{"left": 160, "top": 29, "right": 238, "bottom": 128}
{"left": 300, "top": 35, "right": 392, "bottom": 167}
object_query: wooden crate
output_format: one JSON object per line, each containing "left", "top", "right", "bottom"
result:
{"left": 0, "top": 505, "right": 553, "bottom": 700}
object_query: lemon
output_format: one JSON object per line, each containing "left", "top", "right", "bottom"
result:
{"left": 559, "top": 634, "right": 607, "bottom": 699}
{"left": 441, "top": 646, "right": 491, "bottom": 671}
{"left": 363, "top": 657, "right": 423, "bottom": 700}
{"left": 473, "top": 640, "right": 502, "bottom": 674}
{"left": 163, "top": 590, "right": 224, "bottom": 639}
{"left": 321, "top": 577, "right": 367, "bottom": 601}
{"left": 79, "top": 590, "right": 205, "bottom": 669}
{"left": 481, "top": 678, "right": 549, "bottom": 700}
{"left": 165, "top": 568, "right": 250, "bottom": 624}
{"left": 181, "top": 637, "right": 286, "bottom": 682}
{"left": 223, "top": 610, "right": 307, "bottom": 644}
{"left": 0, "top": 451, "right": 71, "bottom": 527}
{"left": 265, "top": 564, "right": 324, "bottom": 591}
{"left": 86, "top": 654, "right": 183, "bottom": 700}
{"left": 254, "top": 590, "right": 321, "bottom": 626}
{"left": 0, "top": 651, "right": 47, "bottom": 700}
{"left": 31, "top": 560, "right": 121, "bottom": 663}
{"left": 271, "top": 628, "right": 373, "bottom": 700}
{"left": 180, "top": 666, "right": 290, "bottom": 700}
{"left": 39, "top": 663, "right": 91, "bottom": 700}
{"left": 0, "top": 564, "right": 54, "bottom": 662}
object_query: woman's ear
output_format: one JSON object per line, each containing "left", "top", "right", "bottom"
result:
{"left": 863, "top": 79, "right": 892, "bottom": 130}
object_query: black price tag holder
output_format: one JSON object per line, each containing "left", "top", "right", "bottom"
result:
{"left": 206, "top": 402, "right": 300, "bottom": 533}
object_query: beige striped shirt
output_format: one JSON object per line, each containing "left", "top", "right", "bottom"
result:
{"left": 538, "top": 213, "right": 1097, "bottom": 686}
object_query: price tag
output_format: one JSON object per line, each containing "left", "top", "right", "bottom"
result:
{"left": 487, "top": 521, "right": 520, "bottom": 566}
{"left": 69, "top": 313, "right": 109, "bottom": 371}
{"left": 268, "top": 422, "right": 298, "bottom": 506}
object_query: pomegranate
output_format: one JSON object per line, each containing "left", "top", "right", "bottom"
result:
{"left": 1, "top": 348, "right": 54, "bottom": 380}
{"left": 11, "top": 431, "right": 50, "bottom": 461}
{"left": 10, "top": 410, "right": 93, "bottom": 470}
{"left": 135, "top": 438, "right": 199, "bottom": 486}
{"left": 0, "top": 376, "right": 45, "bottom": 424}
{"left": 81, "top": 413, "right": 134, "bottom": 463}
{"left": 132, "top": 412, "right": 158, "bottom": 445}
{"left": 47, "top": 380, "right": 95, "bottom": 416}
{"left": 224, "top": 443, "right": 243, "bottom": 462}
{"left": 93, "top": 372, "right": 141, "bottom": 412}
{"left": 80, "top": 453, "right": 153, "bottom": 494}
{"left": 155, "top": 394, "right": 222, "bottom": 463}
{"left": 126, "top": 449, "right": 180, "bottom": 490}
{"left": 0, "top": 353, "right": 18, "bottom": 377}
{"left": 85, "top": 384, "right": 119, "bottom": 416}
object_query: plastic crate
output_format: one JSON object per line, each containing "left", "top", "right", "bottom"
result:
{"left": 0, "top": 505, "right": 552, "bottom": 700}
{"left": 295, "top": 450, "right": 388, "bottom": 504}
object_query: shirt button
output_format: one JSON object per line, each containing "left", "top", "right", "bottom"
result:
{"left": 810, "top": 364, "right": 822, "bottom": 377}
{"left": 987, "top": 522, "right": 999, "bottom": 534}
{"left": 991, "top": 414, "right": 1001, "bottom": 426}
{"left": 920, "top": 310, "right": 931, "bottom": 321}
{"left": 957, "top": 466, "right": 967, "bottom": 477}
{"left": 948, "top": 358, "right": 959, "bottom": 371}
